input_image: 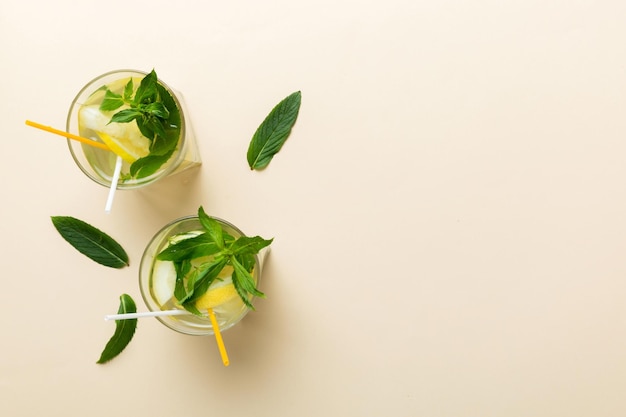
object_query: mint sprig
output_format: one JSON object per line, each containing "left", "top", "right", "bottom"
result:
{"left": 101, "top": 70, "right": 169, "bottom": 123}
{"left": 156, "top": 206, "right": 272, "bottom": 315}
{"left": 99, "top": 69, "right": 181, "bottom": 179}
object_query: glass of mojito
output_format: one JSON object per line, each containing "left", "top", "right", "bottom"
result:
{"left": 66, "top": 69, "right": 201, "bottom": 189}
{"left": 139, "top": 211, "right": 271, "bottom": 336}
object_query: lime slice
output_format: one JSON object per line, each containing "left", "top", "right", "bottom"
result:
{"left": 78, "top": 105, "right": 150, "bottom": 163}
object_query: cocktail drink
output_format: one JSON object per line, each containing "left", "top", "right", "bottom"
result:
{"left": 139, "top": 213, "right": 270, "bottom": 336}
{"left": 66, "top": 69, "right": 200, "bottom": 189}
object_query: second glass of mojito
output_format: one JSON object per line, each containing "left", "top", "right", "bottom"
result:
{"left": 66, "top": 69, "right": 201, "bottom": 189}
{"left": 139, "top": 212, "right": 270, "bottom": 336}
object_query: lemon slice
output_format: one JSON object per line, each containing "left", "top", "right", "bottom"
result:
{"left": 78, "top": 105, "right": 150, "bottom": 163}
{"left": 195, "top": 274, "right": 238, "bottom": 310}
{"left": 97, "top": 130, "right": 149, "bottom": 163}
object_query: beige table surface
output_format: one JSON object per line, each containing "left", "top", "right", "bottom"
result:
{"left": 2, "top": 1, "right": 626, "bottom": 416}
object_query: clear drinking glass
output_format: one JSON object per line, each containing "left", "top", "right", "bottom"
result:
{"left": 139, "top": 215, "right": 268, "bottom": 336}
{"left": 66, "top": 69, "right": 201, "bottom": 189}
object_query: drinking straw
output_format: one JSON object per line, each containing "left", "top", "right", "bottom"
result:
{"left": 104, "top": 309, "right": 190, "bottom": 321}
{"left": 105, "top": 307, "right": 230, "bottom": 366}
{"left": 25, "top": 120, "right": 110, "bottom": 150}
{"left": 208, "top": 308, "right": 230, "bottom": 366}
{"left": 104, "top": 155, "right": 123, "bottom": 213}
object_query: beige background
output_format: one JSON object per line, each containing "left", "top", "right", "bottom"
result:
{"left": 2, "top": 1, "right": 625, "bottom": 416}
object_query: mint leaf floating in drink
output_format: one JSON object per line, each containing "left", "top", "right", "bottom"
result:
{"left": 51, "top": 216, "right": 129, "bottom": 268}
{"left": 97, "top": 294, "right": 138, "bottom": 364}
{"left": 247, "top": 91, "right": 301, "bottom": 170}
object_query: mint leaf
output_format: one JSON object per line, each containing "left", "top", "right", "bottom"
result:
{"left": 229, "top": 236, "right": 273, "bottom": 256}
{"left": 231, "top": 256, "right": 264, "bottom": 310}
{"left": 97, "top": 294, "right": 137, "bottom": 364}
{"left": 148, "top": 129, "right": 176, "bottom": 155}
{"left": 146, "top": 116, "right": 167, "bottom": 139}
{"left": 247, "top": 91, "right": 301, "bottom": 170}
{"left": 100, "top": 89, "right": 124, "bottom": 112}
{"left": 51, "top": 216, "right": 129, "bottom": 268}
{"left": 237, "top": 252, "right": 256, "bottom": 271}
{"left": 133, "top": 69, "right": 158, "bottom": 105}
{"left": 144, "top": 102, "right": 170, "bottom": 119}
{"left": 129, "top": 148, "right": 175, "bottom": 178}
{"left": 156, "top": 234, "right": 221, "bottom": 261}
{"left": 135, "top": 117, "right": 155, "bottom": 141}
{"left": 181, "top": 257, "right": 228, "bottom": 310}
{"left": 198, "top": 206, "right": 224, "bottom": 250}
{"left": 174, "top": 260, "right": 192, "bottom": 301}
{"left": 123, "top": 78, "right": 134, "bottom": 101}
{"left": 110, "top": 108, "right": 143, "bottom": 124}
{"left": 232, "top": 256, "right": 264, "bottom": 298}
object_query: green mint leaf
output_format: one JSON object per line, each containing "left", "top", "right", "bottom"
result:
{"left": 51, "top": 216, "right": 129, "bottom": 268}
{"left": 230, "top": 256, "right": 264, "bottom": 310}
{"left": 156, "top": 233, "right": 221, "bottom": 262}
{"left": 147, "top": 117, "right": 167, "bottom": 139}
{"left": 181, "top": 301, "right": 203, "bottom": 316}
{"left": 99, "top": 89, "right": 125, "bottom": 112}
{"left": 133, "top": 69, "right": 158, "bottom": 105}
{"left": 181, "top": 257, "right": 228, "bottom": 311}
{"left": 123, "top": 78, "right": 134, "bottom": 101}
{"left": 155, "top": 82, "right": 181, "bottom": 135}
{"left": 110, "top": 108, "right": 143, "bottom": 124}
{"left": 135, "top": 117, "right": 155, "bottom": 140}
{"left": 198, "top": 207, "right": 224, "bottom": 250}
{"left": 231, "top": 256, "right": 264, "bottom": 298}
{"left": 129, "top": 148, "right": 175, "bottom": 179}
{"left": 237, "top": 252, "right": 256, "bottom": 271}
{"left": 182, "top": 266, "right": 201, "bottom": 300}
{"left": 232, "top": 278, "right": 254, "bottom": 310}
{"left": 247, "top": 90, "right": 301, "bottom": 170}
{"left": 148, "top": 129, "right": 177, "bottom": 155}
{"left": 144, "top": 102, "right": 170, "bottom": 119}
{"left": 229, "top": 236, "right": 273, "bottom": 256}
{"left": 181, "top": 256, "right": 226, "bottom": 301}
{"left": 174, "top": 260, "right": 192, "bottom": 301}
{"left": 97, "top": 294, "right": 137, "bottom": 364}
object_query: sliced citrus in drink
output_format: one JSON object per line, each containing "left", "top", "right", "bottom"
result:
{"left": 78, "top": 105, "right": 150, "bottom": 163}
{"left": 97, "top": 130, "right": 149, "bottom": 163}
{"left": 195, "top": 275, "right": 238, "bottom": 310}
{"left": 152, "top": 260, "right": 176, "bottom": 305}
